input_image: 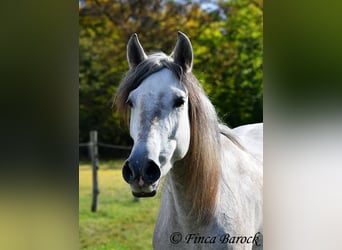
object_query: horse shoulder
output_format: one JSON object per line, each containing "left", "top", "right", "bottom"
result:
{"left": 233, "top": 123, "right": 263, "bottom": 162}
{"left": 218, "top": 130, "right": 263, "bottom": 238}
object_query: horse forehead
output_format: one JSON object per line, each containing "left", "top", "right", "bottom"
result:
{"left": 137, "top": 69, "right": 184, "bottom": 99}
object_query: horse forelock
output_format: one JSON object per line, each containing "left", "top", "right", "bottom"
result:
{"left": 114, "top": 52, "right": 182, "bottom": 121}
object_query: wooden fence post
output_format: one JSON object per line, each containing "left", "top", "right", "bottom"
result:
{"left": 90, "top": 130, "right": 99, "bottom": 212}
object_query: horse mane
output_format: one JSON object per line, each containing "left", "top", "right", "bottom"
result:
{"left": 114, "top": 52, "right": 221, "bottom": 225}
{"left": 180, "top": 72, "right": 221, "bottom": 225}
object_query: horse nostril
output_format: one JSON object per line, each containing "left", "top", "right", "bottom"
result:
{"left": 144, "top": 160, "right": 161, "bottom": 183}
{"left": 122, "top": 161, "right": 133, "bottom": 183}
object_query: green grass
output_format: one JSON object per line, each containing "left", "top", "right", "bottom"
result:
{"left": 79, "top": 160, "right": 162, "bottom": 250}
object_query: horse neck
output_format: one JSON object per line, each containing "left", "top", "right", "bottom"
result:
{"left": 163, "top": 154, "right": 221, "bottom": 230}
{"left": 163, "top": 161, "right": 196, "bottom": 228}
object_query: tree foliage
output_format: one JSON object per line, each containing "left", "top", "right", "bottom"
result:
{"left": 79, "top": 0, "right": 263, "bottom": 148}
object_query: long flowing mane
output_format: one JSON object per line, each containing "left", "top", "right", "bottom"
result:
{"left": 115, "top": 53, "right": 221, "bottom": 224}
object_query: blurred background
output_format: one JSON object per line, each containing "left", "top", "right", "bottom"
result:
{"left": 1, "top": 0, "right": 341, "bottom": 249}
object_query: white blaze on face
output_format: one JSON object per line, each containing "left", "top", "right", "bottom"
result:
{"left": 128, "top": 68, "right": 191, "bottom": 176}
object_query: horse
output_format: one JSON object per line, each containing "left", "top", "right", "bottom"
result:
{"left": 115, "top": 31, "right": 263, "bottom": 250}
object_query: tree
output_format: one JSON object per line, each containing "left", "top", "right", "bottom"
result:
{"left": 194, "top": 0, "right": 263, "bottom": 127}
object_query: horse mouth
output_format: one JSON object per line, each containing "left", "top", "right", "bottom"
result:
{"left": 132, "top": 190, "right": 157, "bottom": 197}
{"left": 130, "top": 179, "right": 160, "bottom": 198}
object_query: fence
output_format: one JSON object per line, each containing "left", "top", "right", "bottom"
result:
{"left": 80, "top": 130, "right": 132, "bottom": 212}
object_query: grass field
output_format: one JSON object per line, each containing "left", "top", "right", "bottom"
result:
{"left": 79, "top": 160, "right": 162, "bottom": 250}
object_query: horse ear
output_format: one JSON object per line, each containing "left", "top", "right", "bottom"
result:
{"left": 127, "top": 33, "right": 147, "bottom": 69}
{"left": 171, "top": 31, "right": 193, "bottom": 73}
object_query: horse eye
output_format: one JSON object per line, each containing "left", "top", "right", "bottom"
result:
{"left": 126, "top": 99, "right": 133, "bottom": 108}
{"left": 173, "top": 97, "right": 185, "bottom": 108}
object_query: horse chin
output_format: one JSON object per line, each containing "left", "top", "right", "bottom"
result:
{"left": 132, "top": 190, "right": 157, "bottom": 198}
{"left": 131, "top": 181, "right": 160, "bottom": 198}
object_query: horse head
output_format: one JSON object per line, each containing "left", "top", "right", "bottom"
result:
{"left": 120, "top": 32, "right": 193, "bottom": 197}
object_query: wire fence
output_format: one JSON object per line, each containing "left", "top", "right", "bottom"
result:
{"left": 79, "top": 133, "right": 132, "bottom": 161}
{"left": 79, "top": 142, "right": 132, "bottom": 150}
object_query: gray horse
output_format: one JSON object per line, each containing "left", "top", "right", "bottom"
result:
{"left": 115, "top": 32, "right": 263, "bottom": 250}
